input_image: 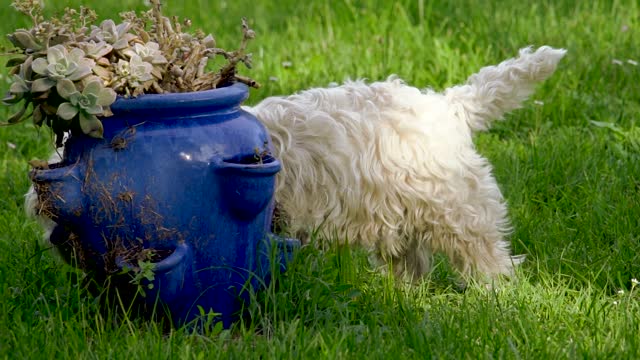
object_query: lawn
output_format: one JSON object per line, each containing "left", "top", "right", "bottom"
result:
{"left": 1, "top": 0, "right": 639, "bottom": 358}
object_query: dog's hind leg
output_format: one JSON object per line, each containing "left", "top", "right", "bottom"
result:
{"left": 430, "top": 166, "right": 523, "bottom": 281}
{"left": 392, "top": 240, "right": 434, "bottom": 283}
{"left": 444, "top": 205, "right": 522, "bottom": 283}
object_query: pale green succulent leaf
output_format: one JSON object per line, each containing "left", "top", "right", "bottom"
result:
{"left": 10, "top": 75, "right": 30, "bottom": 93}
{"left": 9, "top": 83, "right": 28, "bottom": 95}
{"left": 116, "top": 22, "right": 132, "bottom": 37}
{"left": 69, "top": 48, "right": 87, "bottom": 61}
{"left": 31, "top": 58, "right": 49, "bottom": 75}
{"left": 79, "top": 112, "right": 104, "bottom": 138}
{"left": 82, "top": 41, "right": 113, "bottom": 59}
{"left": 112, "top": 38, "right": 130, "bottom": 50}
{"left": 97, "top": 88, "right": 117, "bottom": 107}
{"left": 68, "top": 65, "right": 93, "bottom": 81}
{"left": 57, "top": 102, "right": 79, "bottom": 120}
{"left": 84, "top": 104, "right": 104, "bottom": 115}
{"left": 31, "top": 77, "right": 55, "bottom": 92}
{"left": 83, "top": 81, "right": 102, "bottom": 96}
{"left": 56, "top": 79, "right": 79, "bottom": 99}
{"left": 47, "top": 45, "right": 66, "bottom": 64}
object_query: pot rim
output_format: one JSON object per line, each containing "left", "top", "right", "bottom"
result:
{"left": 110, "top": 82, "right": 249, "bottom": 116}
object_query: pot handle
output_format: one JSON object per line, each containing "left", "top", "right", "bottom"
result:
{"left": 154, "top": 242, "right": 190, "bottom": 273}
{"left": 211, "top": 154, "right": 281, "bottom": 176}
{"left": 115, "top": 243, "right": 193, "bottom": 306}
{"left": 115, "top": 242, "right": 190, "bottom": 274}
{"left": 211, "top": 155, "right": 281, "bottom": 219}
{"left": 30, "top": 165, "right": 84, "bottom": 222}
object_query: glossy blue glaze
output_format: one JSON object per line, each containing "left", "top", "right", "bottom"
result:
{"left": 31, "top": 83, "right": 298, "bottom": 328}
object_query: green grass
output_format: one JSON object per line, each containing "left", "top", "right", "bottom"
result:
{"left": 1, "top": 0, "right": 640, "bottom": 358}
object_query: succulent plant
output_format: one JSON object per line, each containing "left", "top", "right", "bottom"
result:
{"left": 30, "top": 45, "right": 95, "bottom": 92}
{"left": 122, "top": 42, "right": 167, "bottom": 65}
{"left": 9, "top": 74, "right": 31, "bottom": 99}
{"left": 5, "top": 60, "right": 33, "bottom": 103}
{"left": 2, "top": 57, "right": 34, "bottom": 124}
{"left": 2, "top": 0, "right": 259, "bottom": 145}
{"left": 90, "top": 20, "right": 135, "bottom": 50}
{"left": 115, "top": 55, "right": 154, "bottom": 89}
{"left": 56, "top": 79, "right": 116, "bottom": 137}
{"left": 82, "top": 40, "right": 114, "bottom": 60}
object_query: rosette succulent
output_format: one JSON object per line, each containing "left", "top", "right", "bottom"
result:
{"left": 56, "top": 79, "right": 116, "bottom": 137}
{"left": 82, "top": 40, "right": 114, "bottom": 60}
{"left": 4, "top": 57, "right": 33, "bottom": 104}
{"left": 123, "top": 42, "right": 167, "bottom": 65}
{"left": 1, "top": 56, "right": 37, "bottom": 124}
{"left": 115, "top": 55, "right": 154, "bottom": 89}
{"left": 30, "top": 45, "right": 95, "bottom": 92}
{"left": 3, "top": 0, "right": 258, "bottom": 144}
{"left": 9, "top": 73, "right": 31, "bottom": 100}
{"left": 90, "top": 20, "right": 135, "bottom": 50}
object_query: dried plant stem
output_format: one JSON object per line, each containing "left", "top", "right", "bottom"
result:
{"left": 235, "top": 74, "right": 260, "bottom": 88}
{"left": 149, "top": 0, "right": 165, "bottom": 43}
{"left": 210, "top": 18, "right": 256, "bottom": 87}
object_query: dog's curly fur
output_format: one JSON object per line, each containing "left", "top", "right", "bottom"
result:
{"left": 245, "top": 46, "right": 566, "bottom": 281}
{"left": 25, "top": 46, "right": 565, "bottom": 282}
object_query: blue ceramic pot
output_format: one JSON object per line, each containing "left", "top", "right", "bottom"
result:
{"left": 31, "top": 83, "right": 298, "bottom": 328}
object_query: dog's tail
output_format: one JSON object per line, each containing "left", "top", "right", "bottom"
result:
{"left": 445, "top": 46, "right": 566, "bottom": 132}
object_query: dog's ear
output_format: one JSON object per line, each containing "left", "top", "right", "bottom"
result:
{"left": 445, "top": 46, "right": 566, "bottom": 132}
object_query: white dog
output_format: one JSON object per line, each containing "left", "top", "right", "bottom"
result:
{"left": 26, "top": 46, "right": 566, "bottom": 283}
{"left": 246, "top": 45, "right": 565, "bottom": 282}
